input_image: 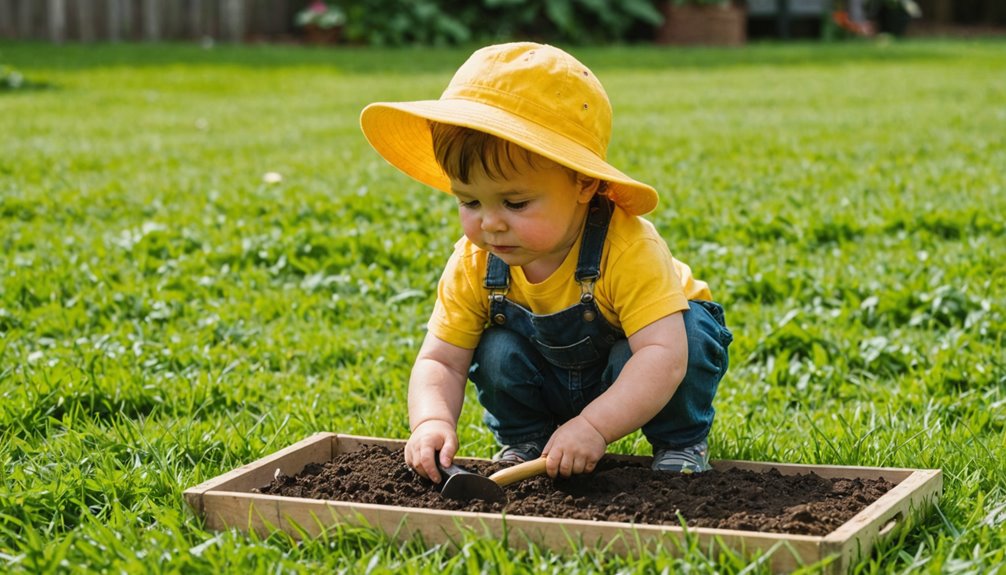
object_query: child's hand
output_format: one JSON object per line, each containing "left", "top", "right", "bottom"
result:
{"left": 405, "top": 419, "right": 458, "bottom": 484}
{"left": 542, "top": 415, "right": 607, "bottom": 478}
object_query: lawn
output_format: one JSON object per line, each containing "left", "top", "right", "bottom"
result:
{"left": 1, "top": 39, "right": 1004, "bottom": 573}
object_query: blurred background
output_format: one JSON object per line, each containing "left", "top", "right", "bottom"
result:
{"left": 1, "top": 0, "right": 1004, "bottom": 47}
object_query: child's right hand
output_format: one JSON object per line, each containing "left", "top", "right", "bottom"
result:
{"left": 404, "top": 419, "right": 458, "bottom": 484}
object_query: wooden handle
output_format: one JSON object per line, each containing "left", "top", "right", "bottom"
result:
{"left": 488, "top": 457, "right": 548, "bottom": 487}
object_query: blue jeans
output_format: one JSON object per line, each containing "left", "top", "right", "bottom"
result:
{"left": 469, "top": 300, "right": 732, "bottom": 450}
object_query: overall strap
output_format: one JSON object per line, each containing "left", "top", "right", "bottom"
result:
{"left": 484, "top": 253, "right": 510, "bottom": 291}
{"left": 574, "top": 195, "right": 614, "bottom": 283}
{"left": 484, "top": 253, "right": 510, "bottom": 325}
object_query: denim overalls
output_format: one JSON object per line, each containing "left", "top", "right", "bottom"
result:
{"left": 468, "top": 196, "right": 734, "bottom": 451}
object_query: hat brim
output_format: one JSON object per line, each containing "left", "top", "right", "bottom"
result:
{"left": 360, "top": 99, "right": 658, "bottom": 216}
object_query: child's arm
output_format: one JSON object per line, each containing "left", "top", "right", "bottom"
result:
{"left": 542, "top": 312, "right": 688, "bottom": 478}
{"left": 404, "top": 331, "right": 474, "bottom": 483}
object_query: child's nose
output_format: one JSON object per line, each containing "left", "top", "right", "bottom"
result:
{"left": 481, "top": 210, "right": 507, "bottom": 232}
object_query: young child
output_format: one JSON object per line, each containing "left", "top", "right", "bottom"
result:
{"left": 360, "top": 43, "right": 732, "bottom": 482}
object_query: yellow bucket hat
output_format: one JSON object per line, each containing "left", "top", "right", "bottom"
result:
{"left": 359, "top": 42, "right": 658, "bottom": 216}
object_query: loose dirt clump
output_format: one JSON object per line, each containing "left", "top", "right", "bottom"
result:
{"left": 255, "top": 445, "right": 893, "bottom": 536}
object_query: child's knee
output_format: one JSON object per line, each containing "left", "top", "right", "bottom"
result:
{"left": 683, "top": 301, "right": 732, "bottom": 379}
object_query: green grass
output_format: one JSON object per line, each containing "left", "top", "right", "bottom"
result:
{"left": 2, "top": 38, "right": 1005, "bottom": 573}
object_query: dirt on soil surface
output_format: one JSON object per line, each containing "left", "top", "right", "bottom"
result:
{"left": 255, "top": 445, "right": 894, "bottom": 536}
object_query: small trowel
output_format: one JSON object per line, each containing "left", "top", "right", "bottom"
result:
{"left": 437, "top": 457, "right": 548, "bottom": 503}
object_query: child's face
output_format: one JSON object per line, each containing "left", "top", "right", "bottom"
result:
{"left": 450, "top": 155, "right": 595, "bottom": 279}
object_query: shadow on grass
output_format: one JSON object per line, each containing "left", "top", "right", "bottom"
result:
{"left": 1, "top": 62, "right": 57, "bottom": 92}
{"left": 2, "top": 38, "right": 999, "bottom": 75}
{"left": 0, "top": 80, "right": 57, "bottom": 93}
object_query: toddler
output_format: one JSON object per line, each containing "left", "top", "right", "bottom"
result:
{"left": 360, "top": 43, "right": 732, "bottom": 482}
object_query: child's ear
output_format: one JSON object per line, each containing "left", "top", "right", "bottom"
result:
{"left": 576, "top": 175, "right": 602, "bottom": 204}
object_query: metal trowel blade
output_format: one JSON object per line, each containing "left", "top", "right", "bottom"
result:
{"left": 437, "top": 462, "right": 506, "bottom": 504}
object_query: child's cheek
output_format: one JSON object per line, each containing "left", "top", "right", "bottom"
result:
{"left": 459, "top": 211, "right": 483, "bottom": 245}
{"left": 514, "top": 222, "right": 553, "bottom": 251}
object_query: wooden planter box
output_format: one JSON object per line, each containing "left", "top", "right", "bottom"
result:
{"left": 657, "top": 3, "right": 747, "bottom": 46}
{"left": 185, "top": 433, "right": 941, "bottom": 574}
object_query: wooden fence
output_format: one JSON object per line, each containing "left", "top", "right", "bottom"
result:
{"left": 1, "top": 0, "right": 1002, "bottom": 43}
{"left": 0, "top": 0, "right": 301, "bottom": 43}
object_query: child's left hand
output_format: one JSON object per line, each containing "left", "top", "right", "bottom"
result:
{"left": 542, "top": 415, "right": 607, "bottom": 478}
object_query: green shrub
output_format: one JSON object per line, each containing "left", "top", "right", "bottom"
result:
{"left": 339, "top": 0, "right": 665, "bottom": 46}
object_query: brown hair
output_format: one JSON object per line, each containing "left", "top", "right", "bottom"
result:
{"left": 430, "top": 122, "right": 579, "bottom": 185}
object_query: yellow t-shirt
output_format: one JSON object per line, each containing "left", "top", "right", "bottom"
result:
{"left": 429, "top": 206, "right": 712, "bottom": 350}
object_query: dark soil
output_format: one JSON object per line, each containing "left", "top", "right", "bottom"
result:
{"left": 255, "top": 445, "right": 893, "bottom": 536}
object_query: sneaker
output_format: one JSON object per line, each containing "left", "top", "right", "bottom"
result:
{"left": 493, "top": 441, "right": 544, "bottom": 463}
{"left": 651, "top": 440, "right": 711, "bottom": 474}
